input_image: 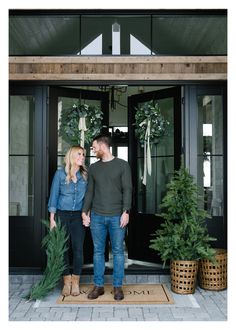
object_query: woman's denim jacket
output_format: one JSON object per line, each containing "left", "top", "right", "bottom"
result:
{"left": 48, "top": 168, "right": 87, "bottom": 213}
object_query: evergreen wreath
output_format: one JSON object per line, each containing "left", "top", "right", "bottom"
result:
{"left": 25, "top": 220, "right": 69, "bottom": 301}
{"left": 59, "top": 103, "right": 104, "bottom": 146}
{"left": 134, "top": 101, "right": 170, "bottom": 146}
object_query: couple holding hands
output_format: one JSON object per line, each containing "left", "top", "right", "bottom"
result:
{"left": 48, "top": 135, "right": 132, "bottom": 301}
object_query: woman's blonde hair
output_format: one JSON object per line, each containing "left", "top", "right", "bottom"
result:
{"left": 64, "top": 145, "right": 87, "bottom": 183}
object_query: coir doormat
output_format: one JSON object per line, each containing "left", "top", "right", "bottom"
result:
{"left": 56, "top": 284, "right": 174, "bottom": 305}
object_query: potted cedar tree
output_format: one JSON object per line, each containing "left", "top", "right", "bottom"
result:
{"left": 150, "top": 165, "right": 216, "bottom": 294}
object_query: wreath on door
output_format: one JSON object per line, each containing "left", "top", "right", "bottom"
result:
{"left": 133, "top": 101, "right": 170, "bottom": 147}
{"left": 59, "top": 103, "right": 104, "bottom": 147}
{"left": 133, "top": 101, "right": 170, "bottom": 185}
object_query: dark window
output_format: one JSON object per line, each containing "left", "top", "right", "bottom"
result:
{"left": 9, "top": 95, "right": 35, "bottom": 216}
{"left": 9, "top": 12, "right": 227, "bottom": 56}
{"left": 9, "top": 16, "right": 80, "bottom": 55}
{"left": 152, "top": 15, "right": 227, "bottom": 55}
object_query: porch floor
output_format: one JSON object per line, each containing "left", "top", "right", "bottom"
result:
{"left": 9, "top": 274, "right": 227, "bottom": 322}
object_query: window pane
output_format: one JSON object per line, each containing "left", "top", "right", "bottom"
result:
{"left": 198, "top": 95, "right": 223, "bottom": 155}
{"left": 136, "top": 97, "right": 174, "bottom": 214}
{"left": 9, "top": 16, "right": 80, "bottom": 55}
{"left": 117, "top": 146, "right": 128, "bottom": 161}
{"left": 81, "top": 15, "right": 151, "bottom": 55}
{"left": 9, "top": 96, "right": 34, "bottom": 154}
{"left": 9, "top": 156, "right": 34, "bottom": 216}
{"left": 137, "top": 157, "right": 174, "bottom": 214}
{"left": 197, "top": 94, "right": 224, "bottom": 216}
{"left": 152, "top": 15, "right": 227, "bottom": 55}
{"left": 9, "top": 95, "right": 35, "bottom": 216}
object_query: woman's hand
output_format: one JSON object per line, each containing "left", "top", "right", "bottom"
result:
{"left": 50, "top": 213, "right": 57, "bottom": 230}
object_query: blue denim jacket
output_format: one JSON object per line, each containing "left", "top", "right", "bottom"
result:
{"left": 48, "top": 168, "right": 87, "bottom": 213}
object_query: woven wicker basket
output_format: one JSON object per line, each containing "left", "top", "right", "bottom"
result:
{"left": 199, "top": 249, "right": 227, "bottom": 291}
{"left": 170, "top": 260, "right": 198, "bottom": 294}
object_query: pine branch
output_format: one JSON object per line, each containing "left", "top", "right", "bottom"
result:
{"left": 25, "top": 220, "right": 69, "bottom": 301}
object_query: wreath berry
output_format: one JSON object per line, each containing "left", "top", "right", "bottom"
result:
{"left": 59, "top": 103, "right": 104, "bottom": 146}
{"left": 134, "top": 101, "right": 170, "bottom": 146}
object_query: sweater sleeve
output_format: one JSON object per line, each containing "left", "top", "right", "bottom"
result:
{"left": 82, "top": 166, "right": 94, "bottom": 213}
{"left": 121, "top": 162, "right": 133, "bottom": 211}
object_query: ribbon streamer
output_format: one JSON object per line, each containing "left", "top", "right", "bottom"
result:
{"left": 78, "top": 117, "right": 87, "bottom": 148}
{"left": 140, "top": 119, "right": 152, "bottom": 185}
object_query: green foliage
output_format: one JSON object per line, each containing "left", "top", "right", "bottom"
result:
{"left": 25, "top": 220, "right": 69, "bottom": 301}
{"left": 59, "top": 103, "right": 104, "bottom": 146}
{"left": 133, "top": 101, "right": 170, "bottom": 146}
{"left": 150, "top": 166, "right": 216, "bottom": 266}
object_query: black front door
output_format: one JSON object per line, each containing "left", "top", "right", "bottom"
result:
{"left": 49, "top": 87, "right": 109, "bottom": 264}
{"left": 128, "top": 87, "right": 182, "bottom": 264}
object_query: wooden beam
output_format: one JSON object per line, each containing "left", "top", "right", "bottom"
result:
{"left": 9, "top": 56, "right": 227, "bottom": 81}
{"left": 9, "top": 56, "right": 227, "bottom": 64}
{"left": 9, "top": 73, "right": 226, "bottom": 81}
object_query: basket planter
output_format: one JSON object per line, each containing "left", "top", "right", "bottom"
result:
{"left": 198, "top": 249, "right": 227, "bottom": 291}
{"left": 170, "top": 260, "right": 198, "bottom": 294}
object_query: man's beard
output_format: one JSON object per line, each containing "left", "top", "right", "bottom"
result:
{"left": 96, "top": 150, "right": 103, "bottom": 159}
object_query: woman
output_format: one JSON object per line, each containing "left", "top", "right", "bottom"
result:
{"left": 48, "top": 145, "right": 87, "bottom": 296}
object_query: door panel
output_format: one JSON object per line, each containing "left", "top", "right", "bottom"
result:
{"left": 128, "top": 87, "right": 181, "bottom": 264}
{"left": 195, "top": 86, "right": 227, "bottom": 248}
{"left": 49, "top": 87, "right": 109, "bottom": 264}
{"left": 9, "top": 87, "right": 45, "bottom": 267}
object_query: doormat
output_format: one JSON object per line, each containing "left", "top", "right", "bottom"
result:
{"left": 56, "top": 284, "right": 174, "bottom": 305}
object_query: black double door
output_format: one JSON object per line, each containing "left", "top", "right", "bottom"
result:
{"left": 49, "top": 86, "right": 182, "bottom": 267}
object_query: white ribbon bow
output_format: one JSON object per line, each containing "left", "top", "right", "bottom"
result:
{"left": 140, "top": 119, "right": 152, "bottom": 185}
{"left": 78, "top": 117, "right": 87, "bottom": 148}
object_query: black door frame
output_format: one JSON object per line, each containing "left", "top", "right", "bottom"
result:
{"left": 184, "top": 84, "right": 227, "bottom": 249}
{"left": 127, "top": 86, "right": 182, "bottom": 265}
{"left": 48, "top": 86, "right": 110, "bottom": 265}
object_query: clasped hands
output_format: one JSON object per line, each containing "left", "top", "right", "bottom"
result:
{"left": 82, "top": 212, "right": 91, "bottom": 227}
{"left": 82, "top": 211, "right": 129, "bottom": 228}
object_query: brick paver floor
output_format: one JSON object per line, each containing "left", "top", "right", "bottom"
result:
{"left": 8, "top": 274, "right": 227, "bottom": 322}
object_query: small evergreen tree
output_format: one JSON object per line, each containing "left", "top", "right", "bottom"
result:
{"left": 150, "top": 166, "right": 216, "bottom": 266}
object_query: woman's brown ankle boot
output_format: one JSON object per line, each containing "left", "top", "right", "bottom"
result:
{"left": 71, "top": 274, "right": 80, "bottom": 296}
{"left": 62, "top": 275, "right": 72, "bottom": 296}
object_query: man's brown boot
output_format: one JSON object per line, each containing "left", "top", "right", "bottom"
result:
{"left": 62, "top": 275, "right": 71, "bottom": 296}
{"left": 71, "top": 274, "right": 80, "bottom": 296}
{"left": 87, "top": 286, "right": 104, "bottom": 300}
{"left": 114, "top": 287, "right": 124, "bottom": 300}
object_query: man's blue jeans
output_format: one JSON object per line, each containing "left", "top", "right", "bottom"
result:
{"left": 90, "top": 212, "right": 126, "bottom": 287}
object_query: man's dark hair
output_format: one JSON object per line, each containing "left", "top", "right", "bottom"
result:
{"left": 93, "top": 134, "right": 112, "bottom": 147}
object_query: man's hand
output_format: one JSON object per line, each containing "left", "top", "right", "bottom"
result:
{"left": 82, "top": 212, "right": 91, "bottom": 227}
{"left": 120, "top": 211, "right": 129, "bottom": 228}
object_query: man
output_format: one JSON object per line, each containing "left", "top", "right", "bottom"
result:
{"left": 82, "top": 134, "right": 132, "bottom": 301}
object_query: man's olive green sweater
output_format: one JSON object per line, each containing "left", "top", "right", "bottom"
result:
{"left": 82, "top": 157, "right": 132, "bottom": 216}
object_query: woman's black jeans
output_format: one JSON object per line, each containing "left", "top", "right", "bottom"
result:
{"left": 57, "top": 210, "right": 85, "bottom": 276}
